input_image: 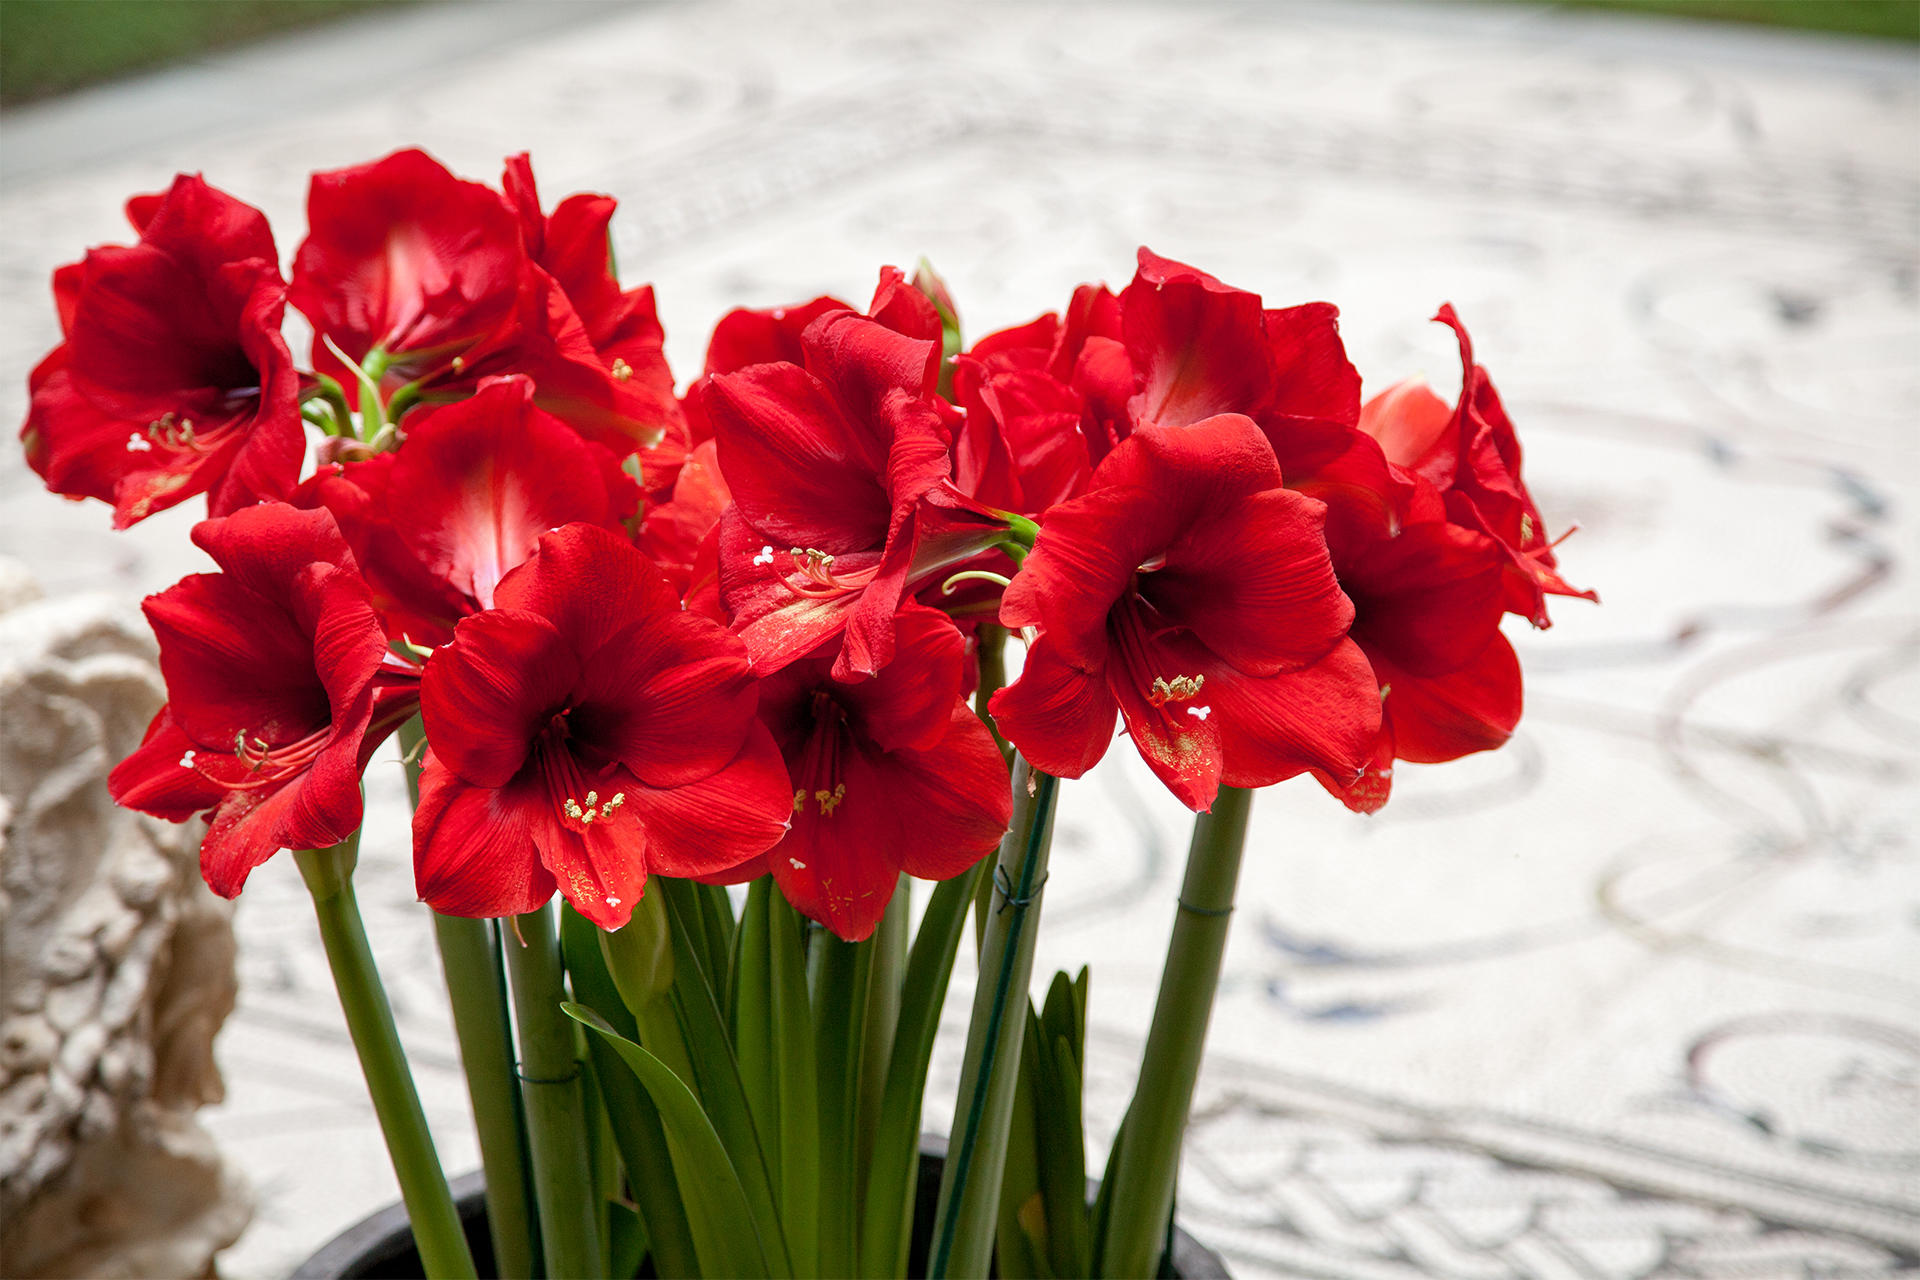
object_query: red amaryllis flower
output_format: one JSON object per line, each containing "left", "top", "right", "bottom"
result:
{"left": 22, "top": 174, "right": 301, "bottom": 528}
{"left": 291, "top": 149, "right": 672, "bottom": 457}
{"left": 989, "top": 416, "right": 1378, "bottom": 811}
{"left": 680, "top": 293, "right": 853, "bottom": 444}
{"left": 1314, "top": 506, "right": 1517, "bottom": 812}
{"left": 1360, "top": 306, "right": 1596, "bottom": 627}
{"left": 413, "top": 525, "right": 791, "bottom": 930}
{"left": 499, "top": 154, "right": 688, "bottom": 487}
{"left": 722, "top": 604, "right": 1009, "bottom": 941}
{"left": 291, "top": 149, "right": 522, "bottom": 390}
{"left": 950, "top": 283, "right": 1130, "bottom": 511}
{"left": 1120, "top": 250, "right": 1361, "bottom": 471}
{"left": 706, "top": 309, "right": 1004, "bottom": 679}
{"left": 109, "top": 504, "right": 410, "bottom": 895}
{"left": 638, "top": 438, "right": 731, "bottom": 599}
{"left": 291, "top": 376, "right": 639, "bottom": 648}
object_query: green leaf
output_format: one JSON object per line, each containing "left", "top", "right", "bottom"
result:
{"left": 655, "top": 881, "right": 794, "bottom": 1276}
{"left": 733, "top": 880, "right": 779, "bottom": 1176}
{"left": 858, "top": 862, "right": 989, "bottom": 1278}
{"left": 606, "top": 1202, "right": 648, "bottom": 1280}
{"left": 993, "top": 1001, "right": 1048, "bottom": 1280}
{"left": 563, "top": 1003, "right": 774, "bottom": 1280}
{"left": 694, "top": 880, "right": 738, "bottom": 996}
{"left": 560, "top": 908, "right": 700, "bottom": 1279}
{"left": 655, "top": 878, "right": 716, "bottom": 989}
{"left": 1037, "top": 1029, "right": 1090, "bottom": 1277}
{"left": 767, "top": 888, "right": 821, "bottom": 1276}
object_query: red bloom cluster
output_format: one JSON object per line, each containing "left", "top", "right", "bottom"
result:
{"left": 971, "top": 251, "right": 1595, "bottom": 812}
{"left": 25, "top": 151, "right": 1587, "bottom": 939}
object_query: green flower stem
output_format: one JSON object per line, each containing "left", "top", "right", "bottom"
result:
{"left": 400, "top": 717, "right": 539, "bottom": 1280}
{"left": 929, "top": 757, "right": 1060, "bottom": 1279}
{"left": 1096, "top": 784, "right": 1254, "bottom": 1279}
{"left": 506, "top": 902, "right": 605, "bottom": 1280}
{"left": 309, "top": 373, "right": 355, "bottom": 438}
{"left": 973, "top": 624, "right": 1012, "bottom": 764}
{"left": 971, "top": 624, "right": 1012, "bottom": 950}
{"left": 294, "top": 837, "right": 476, "bottom": 1280}
{"left": 432, "top": 914, "right": 538, "bottom": 1280}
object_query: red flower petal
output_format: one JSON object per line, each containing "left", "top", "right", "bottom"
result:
{"left": 570, "top": 611, "right": 758, "bottom": 789}
{"left": 987, "top": 633, "right": 1119, "bottom": 781}
{"left": 289, "top": 148, "right": 523, "bottom": 369}
{"left": 1359, "top": 375, "right": 1453, "bottom": 471}
{"left": 530, "top": 763, "right": 652, "bottom": 931}
{"left": 1375, "top": 631, "right": 1521, "bottom": 764}
{"left": 838, "top": 602, "right": 968, "bottom": 754}
{"left": 190, "top": 502, "right": 354, "bottom": 594}
{"left": 145, "top": 573, "right": 330, "bottom": 748}
{"left": 1208, "top": 636, "right": 1381, "bottom": 793}
{"left": 1123, "top": 249, "right": 1271, "bottom": 429}
{"left": 1105, "top": 610, "right": 1226, "bottom": 811}
{"left": 621, "top": 724, "right": 794, "bottom": 880}
{"left": 422, "top": 610, "right": 581, "bottom": 788}
{"left": 200, "top": 783, "right": 306, "bottom": 899}
{"left": 1343, "top": 519, "right": 1506, "bottom": 677}
{"left": 1000, "top": 417, "right": 1282, "bottom": 664}
{"left": 109, "top": 708, "right": 228, "bottom": 821}
{"left": 388, "top": 378, "right": 614, "bottom": 608}
{"left": 491, "top": 524, "right": 681, "bottom": 663}
{"left": 885, "top": 703, "right": 1013, "bottom": 884}
{"left": 708, "top": 360, "right": 891, "bottom": 551}
{"left": 413, "top": 752, "right": 557, "bottom": 918}
{"left": 1146, "top": 487, "right": 1353, "bottom": 677}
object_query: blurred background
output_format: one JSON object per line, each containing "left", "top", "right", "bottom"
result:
{"left": 2, "top": 2, "right": 1915, "bottom": 1278}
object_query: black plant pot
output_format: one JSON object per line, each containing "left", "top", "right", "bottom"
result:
{"left": 292, "top": 1136, "right": 1231, "bottom": 1279}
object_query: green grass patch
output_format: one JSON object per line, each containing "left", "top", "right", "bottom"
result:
{"left": 1, "top": 0, "right": 419, "bottom": 107}
{"left": 0, "top": 0, "right": 1912, "bottom": 112}
{"left": 1517, "top": 1, "right": 1918, "bottom": 43}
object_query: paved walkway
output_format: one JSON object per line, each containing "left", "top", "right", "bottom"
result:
{"left": 3, "top": 3, "right": 1916, "bottom": 1277}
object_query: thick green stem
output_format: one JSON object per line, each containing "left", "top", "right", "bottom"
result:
{"left": 972, "top": 624, "right": 1012, "bottom": 951}
{"left": 929, "top": 758, "right": 1060, "bottom": 1279}
{"left": 295, "top": 838, "right": 476, "bottom": 1280}
{"left": 401, "top": 716, "right": 539, "bottom": 1280}
{"left": 1096, "top": 784, "right": 1254, "bottom": 1278}
{"left": 432, "top": 914, "right": 538, "bottom": 1280}
{"left": 506, "top": 903, "right": 605, "bottom": 1280}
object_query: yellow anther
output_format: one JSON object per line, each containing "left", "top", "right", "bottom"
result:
{"left": 566, "top": 790, "right": 626, "bottom": 825}
{"left": 451, "top": 355, "right": 467, "bottom": 374}
{"left": 610, "top": 357, "right": 633, "bottom": 382}
{"left": 793, "top": 789, "right": 807, "bottom": 813}
{"left": 814, "top": 783, "right": 846, "bottom": 816}
{"left": 1147, "top": 674, "right": 1205, "bottom": 706}
{"left": 1520, "top": 514, "right": 1535, "bottom": 543}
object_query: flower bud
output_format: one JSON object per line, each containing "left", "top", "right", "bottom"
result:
{"left": 597, "top": 886, "right": 673, "bottom": 1013}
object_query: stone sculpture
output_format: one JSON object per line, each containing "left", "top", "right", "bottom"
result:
{"left": 0, "top": 558, "right": 250, "bottom": 1279}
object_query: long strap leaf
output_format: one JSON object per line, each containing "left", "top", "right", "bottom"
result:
{"left": 565, "top": 1004, "right": 774, "bottom": 1280}
{"left": 766, "top": 886, "right": 821, "bottom": 1276}
{"left": 559, "top": 907, "right": 701, "bottom": 1279}
{"left": 655, "top": 881, "right": 796, "bottom": 1277}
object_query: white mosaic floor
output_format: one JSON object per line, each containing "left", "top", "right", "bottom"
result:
{"left": 2, "top": 2, "right": 1915, "bottom": 1277}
